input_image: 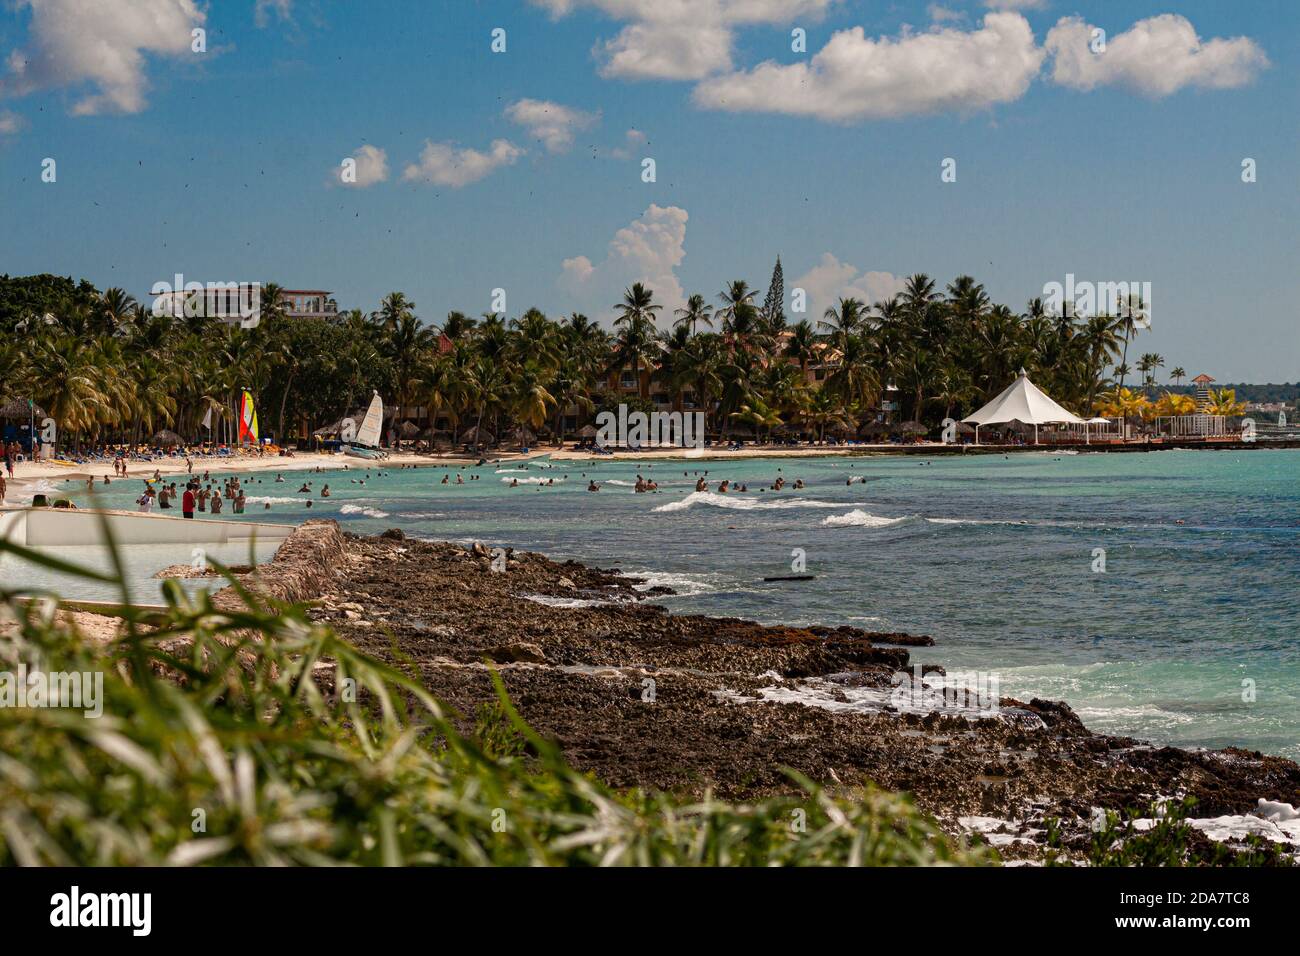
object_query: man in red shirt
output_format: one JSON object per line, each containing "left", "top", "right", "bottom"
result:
{"left": 182, "top": 483, "right": 196, "bottom": 519}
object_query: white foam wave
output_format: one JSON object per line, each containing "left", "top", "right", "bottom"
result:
{"left": 339, "top": 504, "right": 390, "bottom": 518}
{"left": 652, "top": 491, "right": 841, "bottom": 513}
{"left": 523, "top": 594, "right": 611, "bottom": 609}
{"left": 245, "top": 496, "right": 302, "bottom": 505}
{"left": 500, "top": 476, "right": 566, "bottom": 485}
{"left": 821, "top": 509, "right": 913, "bottom": 528}
{"left": 620, "top": 569, "right": 728, "bottom": 597}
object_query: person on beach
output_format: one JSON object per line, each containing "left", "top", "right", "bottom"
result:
{"left": 182, "top": 484, "right": 196, "bottom": 519}
{"left": 321, "top": 485, "right": 330, "bottom": 497}
{"left": 0, "top": 472, "right": 6, "bottom": 502}
{"left": 210, "top": 493, "right": 223, "bottom": 515}
{"left": 234, "top": 490, "right": 246, "bottom": 514}
{"left": 158, "top": 485, "right": 172, "bottom": 509}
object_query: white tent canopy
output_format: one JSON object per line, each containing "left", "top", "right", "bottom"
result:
{"left": 962, "top": 369, "right": 1084, "bottom": 444}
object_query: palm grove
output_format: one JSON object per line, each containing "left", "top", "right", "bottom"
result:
{"left": 0, "top": 266, "right": 1220, "bottom": 451}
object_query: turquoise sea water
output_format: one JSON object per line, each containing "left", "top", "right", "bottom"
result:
{"left": 9, "top": 448, "right": 1300, "bottom": 759}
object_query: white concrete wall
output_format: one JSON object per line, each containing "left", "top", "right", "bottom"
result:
{"left": 0, "top": 508, "right": 295, "bottom": 547}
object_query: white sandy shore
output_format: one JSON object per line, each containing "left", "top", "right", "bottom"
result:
{"left": 0, "top": 449, "right": 519, "bottom": 502}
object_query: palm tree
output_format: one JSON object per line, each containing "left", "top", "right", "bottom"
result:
{"left": 612, "top": 283, "right": 661, "bottom": 400}
{"left": 1207, "top": 388, "right": 1246, "bottom": 417}
{"left": 716, "top": 281, "right": 758, "bottom": 346}
{"left": 1137, "top": 352, "right": 1164, "bottom": 391}
{"left": 379, "top": 303, "right": 435, "bottom": 445}
{"left": 1170, "top": 366, "right": 1186, "bottom": 387}
{"left": 673, "top": 293, "right": 713, "bottom": 335}
{"left": 783, "top": 319, "right": 819, "bottom": 375}
{"left": 818, "top": 297, "right": 867, "bottom": 349}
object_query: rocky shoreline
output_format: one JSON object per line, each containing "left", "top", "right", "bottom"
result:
{"left": 232, "top": 520, "right": 1300, "bottom": 860}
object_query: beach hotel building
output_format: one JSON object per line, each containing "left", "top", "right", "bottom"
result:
{"left": 150, "top": 285, "right": 338, "bottom": 321}
{"left": 280, "top": 290, "right": 338, "bottom": 319}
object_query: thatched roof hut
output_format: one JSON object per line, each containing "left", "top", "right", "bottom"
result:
{"left": 0, "top": 398, "right": 45, "bottom": 420}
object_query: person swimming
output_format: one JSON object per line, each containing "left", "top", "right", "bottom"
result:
{"left": 587, "top": 480, "right": 600, "bottom": 492}
{"left": 321, "top": 485, "right": 331, "bottom": 497}
{"left": 717, "top": 480, "right": 730, "bottom": 493}
{"left": 695, "top": 477, "right": 708, "bottom": 492}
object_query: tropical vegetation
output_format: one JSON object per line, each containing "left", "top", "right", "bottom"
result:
{"left": 0, "top": 267, "right": 1212, "bottom": 450}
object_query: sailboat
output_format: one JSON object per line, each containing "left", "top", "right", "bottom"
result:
{"left": 343, "top": 391, "right": 388, "bottom": 460}
{"left": 239, "top": 390, "right": 259, "bottom": 446}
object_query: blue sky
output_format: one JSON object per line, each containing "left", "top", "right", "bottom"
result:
{"left": 0, "top": 0, "right": 1296, "bottom": 381}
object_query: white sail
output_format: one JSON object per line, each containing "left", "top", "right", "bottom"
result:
{"left": 356, "top": 392, "right": 384, "bottom": 448}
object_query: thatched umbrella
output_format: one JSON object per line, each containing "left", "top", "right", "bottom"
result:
{"left": 151, "top": 429, "right": 184, "bottom": 447}
{"left": 398, "top": 420, "right": 420, "bottom": 439}
{"left": 858, "top": 421, "right": 889, "bottom": 438}
{"left": 895, "top": 420, "right": 929, "bottom": 436}
{"left": 0, "top": 398, "right": 45, "bottom": 420}
{"left": 461, "top": 426, "right": 494, "bottom": 445}
{"left": 577, "top": 424, "right": 598, "bottom": 439}
{"left": 312, "top": 419, "right": 344, "bottom": 438}
{"left": 512, "top": 426, "right": 536, "bottom": 447}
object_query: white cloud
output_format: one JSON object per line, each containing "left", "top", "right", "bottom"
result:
{"left": 599, "top": 21, "right": 733, "bottom": 80}
{"left": 559, "top": 204, "right": 689, "bottom": 319}
{"left": 693, "top": 13, "right": 1044, "bottom": 121}
{"left": 255, "top": 0, "right": 293, "bottom": 27}
{"left": 791, "top": 254, "right": 906, "bottom": 318}
{"left": 0, "top": 111, "right": 26, "bottom": 135}
{"left": 338, "top": 144, "right": 388, "bottom": 188}
{"left": 402, "top": 139, "right": 524, "bottom": 188}
{"left": 1046, "top": 14, "right": 1269, "bottom": 97}
{"left": 927, "top": 5, "right": 965, "bottom": 24}
{"left": 506, "top": 98, "right": 599, "bottom": 153}
{"left": 984, "top": 0, "right": 1046, "bottom": 10}
{"left": 531, "top": 1, "right": 836, "bottom": 81}
{"left": 608, "top": 128, "right": 648, "bottom": 159}
{"left": 1, "top": 0, "right": 204, "bottom": 115}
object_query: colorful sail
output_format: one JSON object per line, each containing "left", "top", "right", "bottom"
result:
{"left": 239, "top": 390, "right": 259, "bottom": 444}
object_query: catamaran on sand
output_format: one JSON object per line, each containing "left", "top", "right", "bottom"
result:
{"left": 342, "top": 392, "right": 389, "bottom": 461}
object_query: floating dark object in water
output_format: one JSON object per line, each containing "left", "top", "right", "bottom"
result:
{"left": 763, "top": 574, "right": 816, "bottom": 582}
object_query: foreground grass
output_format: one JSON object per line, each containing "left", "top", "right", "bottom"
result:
{"left": 0, "top": 537, "right": 992, "bottom": 867}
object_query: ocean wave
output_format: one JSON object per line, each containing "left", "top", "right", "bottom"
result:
{"left": 523, "top": 594, "right": 612, "bottom": 609}
{"left": 500, "top": 476, "right": 566, "bottom": 485}
{"left": 244, "top": 496, "right": 303, "bottom": 505}
{"left": 339, "top": 504, "right": 390, "bottom": 518}
{"left": 620, "top": 569, "right": 730, "bottom": 597}
{"left": 821, "top": 509, "right": 914, "bottom": 528}
{"left": 652, "top": 491, "right": 842, "bottom": 513}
